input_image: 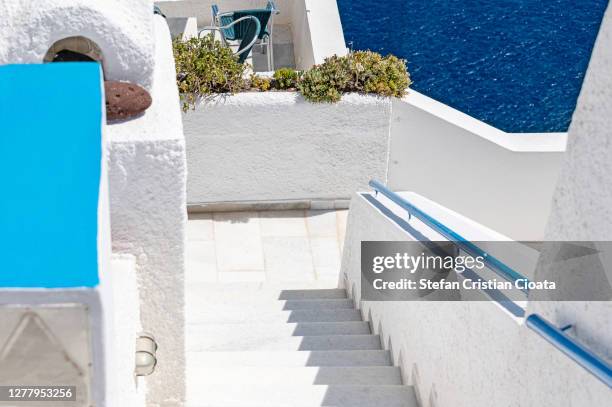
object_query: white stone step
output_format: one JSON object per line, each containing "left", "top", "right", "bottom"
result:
{"left": 188, "top": 298, "right": 355, "bottom": 311}
{"left": 187, "top": 321, "right": 371, "bottom": 337}
{"left": 187, "top": 308, "right": 362, "bottom": 324}
{"left": 187, "top": 366, "right": 402, "bottom": 385}
{"left": 186, "top": 384, "right": 417, "bottom": 407}
{"left": 187, "top": 350, "right": 392, "bottom": 367}
{"left": 187, "top": 334, "right": 382, "bottom": 351}
{"left": 186, "top": 282, "right": 347, "bottom": 300}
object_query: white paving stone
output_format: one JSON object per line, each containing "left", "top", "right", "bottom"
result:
{"left": 186, "top": 321, "right": 371, "bottom": 337}
{"left": 305, "top": 210, "right": 339, "bottom": 237}
{"left": 186, "top": 383, "right": 417, "bottom": 407}
{"left": 185, "top": 240, "right": 218, "bottom": 283}
{"left": 187, "top": 212, "right": 214, "bottom": 241}
{"left": 217, "top": 271, "right": 267, "bottom": 282}
{"left": 310, "top": 237, "right": 341, "bottom": 279}
{"left": 259, "top": 210, "right": 308, "bottom": 237}
{"left": 186, "top": 333, "right": 382, "bottom": 351}
{"left": 336, "top": 209, "right": 349, "bottom": 252}
{"left": 263, "top": 237, "right": 315, "bottom": 282}
{"left": 187, "top": 350, "right": 393, "bottom": 367}
{"left": 213, "top": 212, "right": 264, "bottom": 271}
{"left": 187, "top": 366, "right": 402, "bottom": 385}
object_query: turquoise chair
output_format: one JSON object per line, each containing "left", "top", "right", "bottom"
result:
{"left": 199, "top": 14, "right": 260, "bottom": 64}
{"left": 207, "top": 1, "right": 279, "bottom": 69}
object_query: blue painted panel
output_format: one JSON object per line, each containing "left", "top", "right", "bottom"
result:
{"left": 0, "top": 63, "right": 103, "bottom": 288}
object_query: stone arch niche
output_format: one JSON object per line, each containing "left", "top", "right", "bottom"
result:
{"left": 43, "top": 36, "right": 105, "bottom": 74}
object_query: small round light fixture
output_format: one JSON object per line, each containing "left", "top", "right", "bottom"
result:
{"left": 135, "top": 332, "right": 157, "bottom": 376}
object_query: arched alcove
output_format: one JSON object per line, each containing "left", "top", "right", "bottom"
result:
{"left": 43, "top": 36, "right": 105, "bottom": 73}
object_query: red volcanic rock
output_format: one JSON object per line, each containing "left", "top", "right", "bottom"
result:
{"left": 104, "top": 81, "right": 152, "bottom": 121}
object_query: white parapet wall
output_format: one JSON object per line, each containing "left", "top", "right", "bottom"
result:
{"left": 340, "top": 192, "right": 611, "bottom": 407}
{"left": 387, "top": 91, "right": 567, "bottom": 241}
{"left": 107, "top": 15, "right": 187, "bottom": 407}
{"left": 183, "top": 92, "right": 391, "bottom": 206}
{"left": 288, "top": 0, "right": 347, "bottom": 69}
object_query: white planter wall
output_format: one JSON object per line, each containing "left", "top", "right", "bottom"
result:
{"left": 183, "top": 92, "right": 391, "bottom": 205}
{"left": 388, "top": 91, "right": 567, "bottom": 241}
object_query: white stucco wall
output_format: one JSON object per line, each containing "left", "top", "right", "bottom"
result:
{"left": 388, "top": 91, "right": 567, "bottom": 240}
{"left": 526, "top": 3, "right": 612, "bottom": 377}
{"left": 107, "top": 15, "right": 187, "bottom": 407}
{"left": 288, "top": 0, "right": 316, "bottom": 70}
{"left": 183, "top": 92, "right": 391, "bottom": 204}
{"left": 0, "top": 0, "right": 155, "bottom": 89}
{"left": 302, "top": 0, "right": 347, "bottom": 65}
{"left": 340, "top": 193, "right": 611, "bottom": 407}
{"left": 101, "top": 255, "right": 146, "bottom": 407}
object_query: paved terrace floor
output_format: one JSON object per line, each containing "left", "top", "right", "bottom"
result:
{"left": 186, "top": 209, "right": 348, "bottom": 284}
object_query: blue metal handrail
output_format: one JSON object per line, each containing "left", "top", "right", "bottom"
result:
{"left": 526, "top": 314, "right": 612, "bottom": 388}
{"left": 369, "top": 180, "right": 530, "bottom": 292}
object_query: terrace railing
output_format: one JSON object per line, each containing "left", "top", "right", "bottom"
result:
{"left": 369, "top": 179, "right": 530, "bottom": 292}
{"left": 368, "top": 180, "right": 612, "bottom": 388}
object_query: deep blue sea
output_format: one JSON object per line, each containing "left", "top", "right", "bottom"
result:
{"left": 337, "top": 0, "right": 608, "bottom": 132}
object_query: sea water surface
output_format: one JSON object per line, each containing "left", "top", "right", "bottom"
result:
{"left": 337, "top": 0, "right": 608, "bottom": 132}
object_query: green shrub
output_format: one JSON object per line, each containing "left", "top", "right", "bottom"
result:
{"left": 297, "top": 55, "right": 351, "bottom": 102}
{"left": 250, "top": 74, "right": 272, "bottom": 91}
{"left": 173, "top": 40, "right": 410, "bottom": 107}
{"left": 173, "top": 34, "right": 247, "bottom": 111}
{"left": 349, "top": 51, "right": 411, "bottom": 97}
{"left": 298, "top": 51, "right": 411, "bottom": 103}
{"left": 272, "top": 68, "right": 299, "bottom": 90}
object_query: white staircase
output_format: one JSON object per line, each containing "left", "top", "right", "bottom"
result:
{"left": 186, "top": 283, "right": 418, "bottom": 407}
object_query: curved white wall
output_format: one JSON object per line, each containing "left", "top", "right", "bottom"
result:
{"left": 0, "top": 0, "right": 155, "bottom": 89}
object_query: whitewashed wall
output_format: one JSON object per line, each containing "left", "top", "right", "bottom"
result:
{"left": 0, "top": 0, "right": 156, "bottom": 89}
{"left": 388, "top": 91, "right": 567, "bottom": 241}
{"left": 183, "top": 92, "right": 391, "bottom": 205}
{"left": 107, "top": 15, "right": 187, "bottom": 407}
{"left": 295, "top": 0, "right": 347, "bottom": 69}
{"left": 526, "top": 2, "right": 612, "bottom": 381}
{"left": 340, "top": 193, "right": 611, "bottom": 407}
{"left": 101, "top": 255, "right": 146, "bottom": 407}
